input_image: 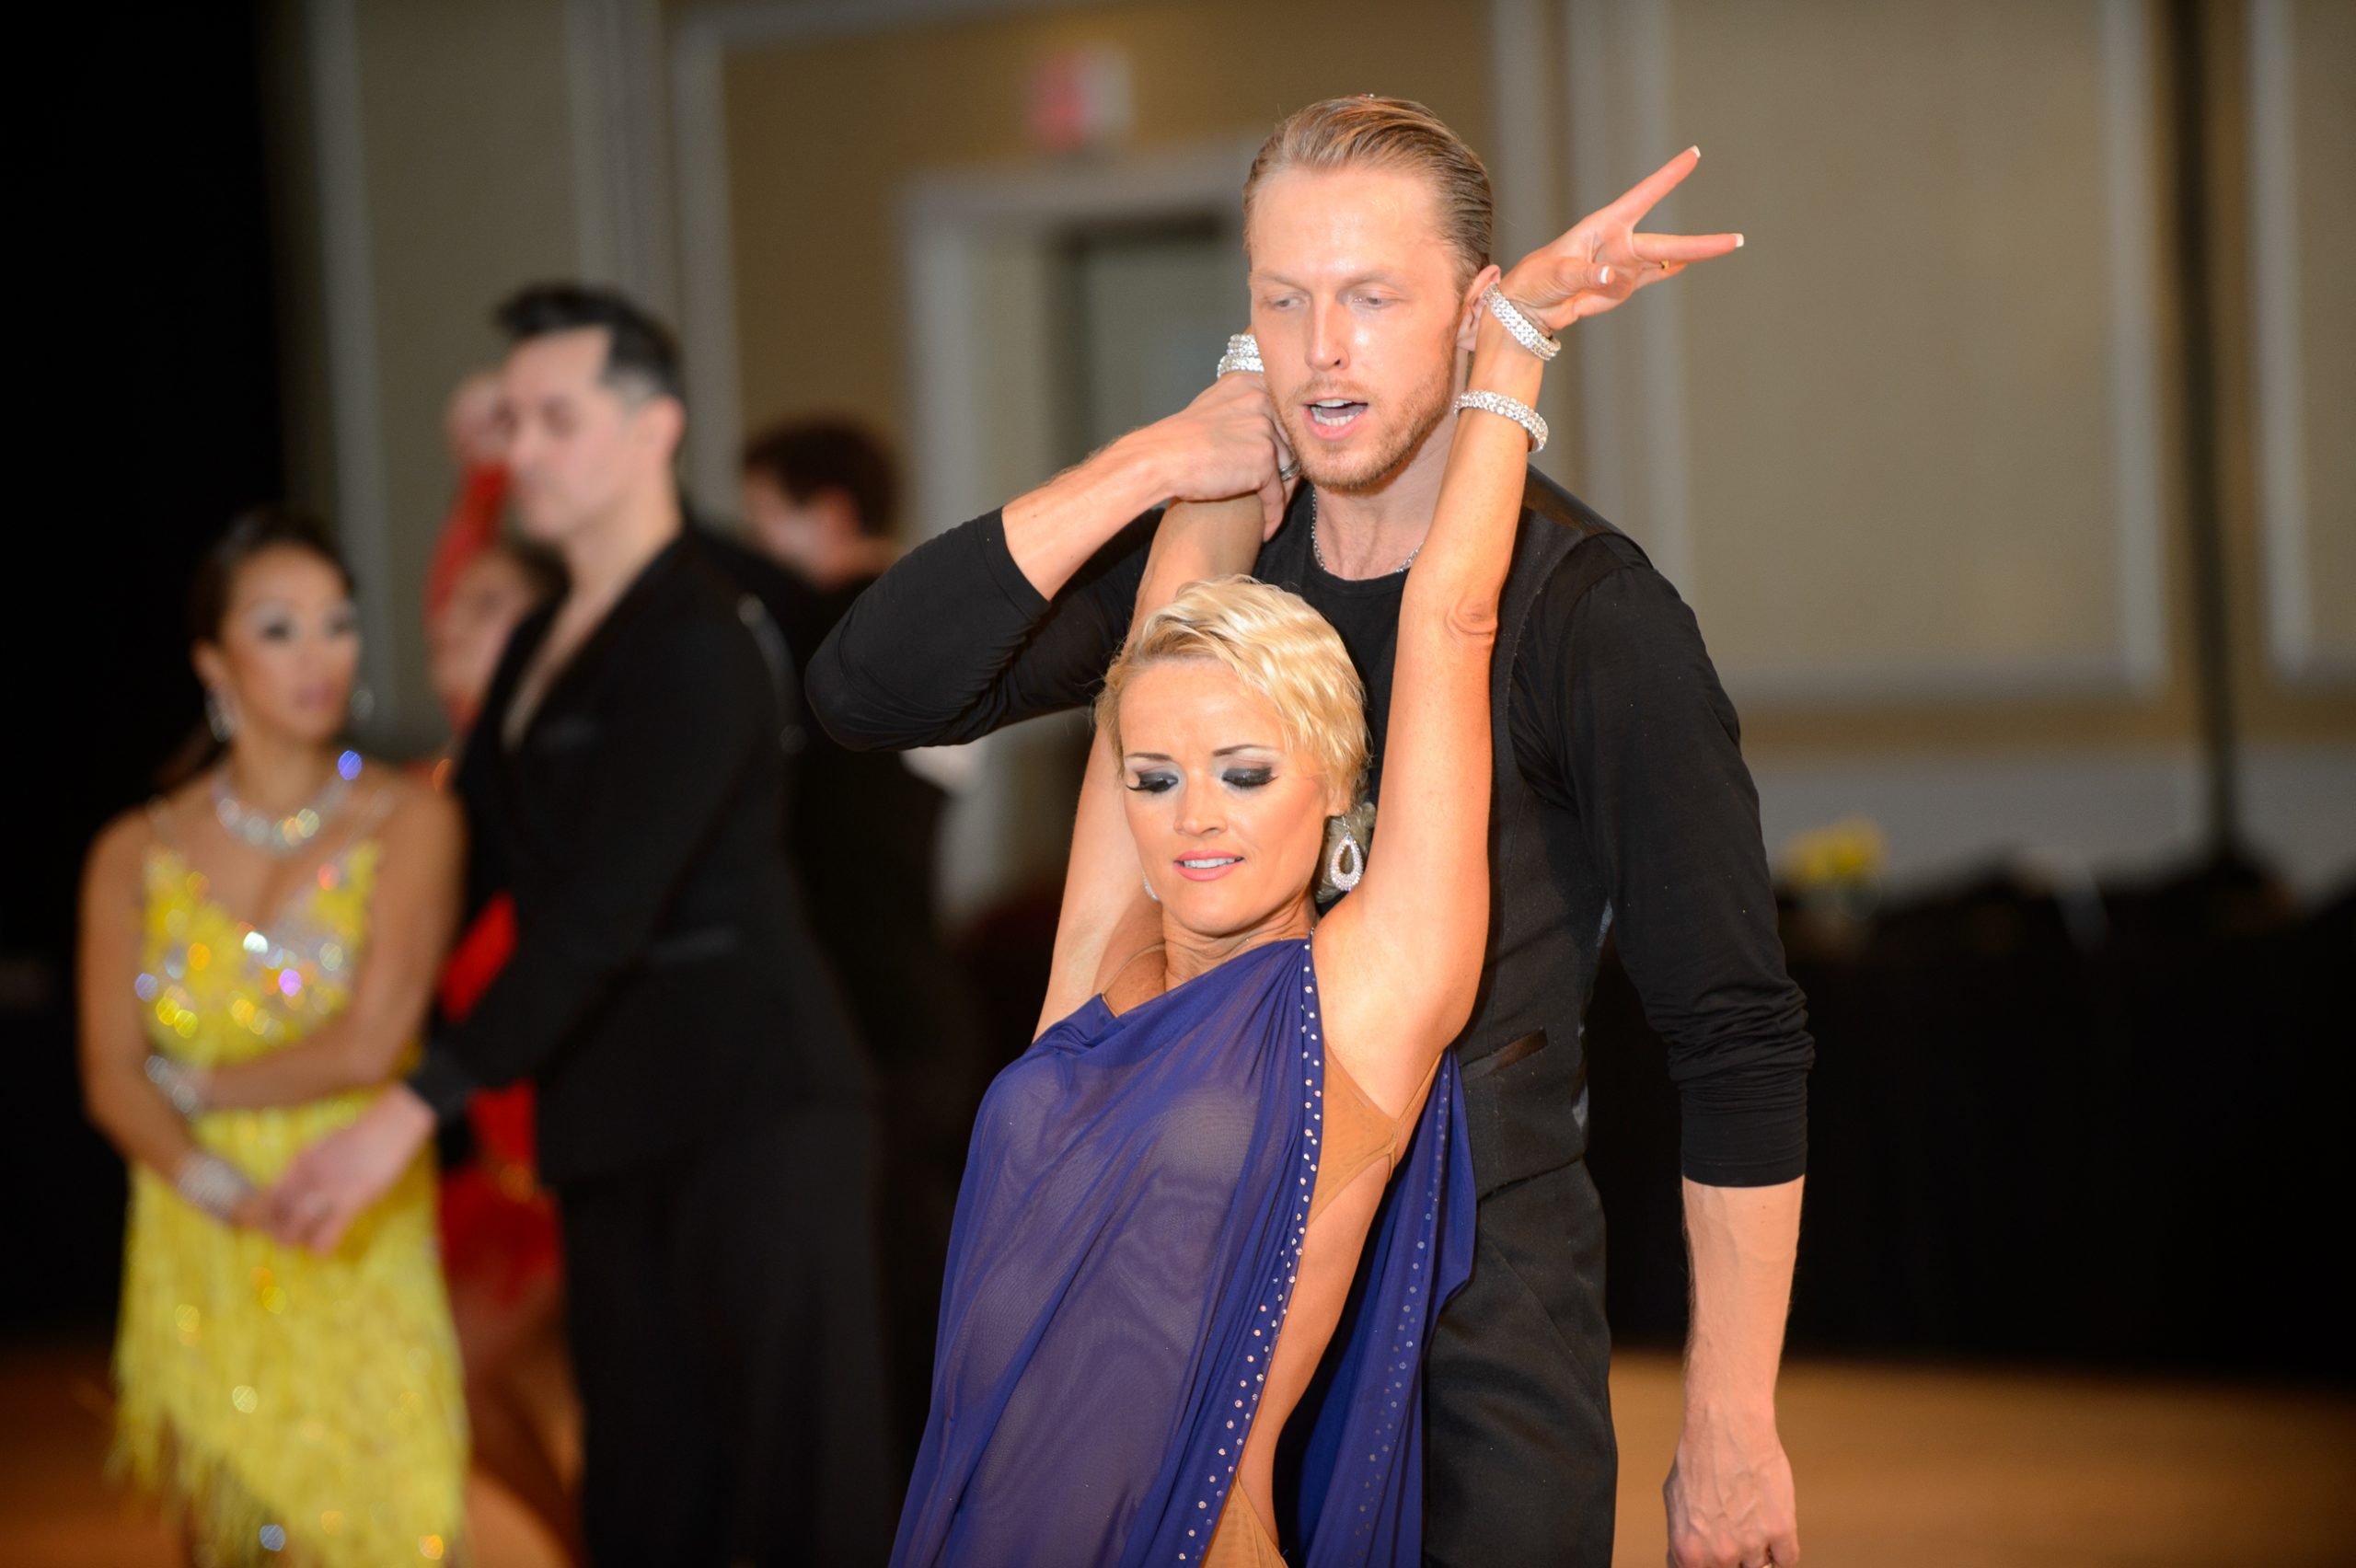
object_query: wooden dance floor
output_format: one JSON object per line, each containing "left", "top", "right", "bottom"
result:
{"left": 5, "top": 1340, "right": 2348, "bottom": 1564}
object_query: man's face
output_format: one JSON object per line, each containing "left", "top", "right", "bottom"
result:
{"left": 497, "top": 328, "right": 664, "bottom": 544}
{"left": 1247, "top": 166, "right": 1475, "bottom": 494}
{"left": 741, "top": 471, "right": 840, "bottom": 580}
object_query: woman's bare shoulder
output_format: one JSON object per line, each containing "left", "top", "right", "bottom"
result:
{"left": 85, "top": 801, "right": 167, "bottom": 890}
{"left": 362, "top": 763, "right": 459, "bottom": 839}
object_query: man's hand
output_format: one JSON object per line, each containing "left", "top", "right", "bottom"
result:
{"left": 263, "top": 1084, "right": 436, "bottom": 1253}
{"left": 1500, "top": 146, "right": 1742, "bottom": 333}
{"left": 1665, "top": 1410, "right": 1800, "bottom": 1567}
{"left": 1119, "top": 367, "right": 1297, "bottom": 536}
{"left": 1004, "top": 363, "right": 1296, "bottom": 596}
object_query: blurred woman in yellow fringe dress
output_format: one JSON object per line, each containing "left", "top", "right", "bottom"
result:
{"left": 78, "top": 509, "right": 468, "bottom": 1566}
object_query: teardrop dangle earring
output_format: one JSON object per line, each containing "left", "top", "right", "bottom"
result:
{"left": 1324, "top": 819, "right": 1364, "bottom": 894}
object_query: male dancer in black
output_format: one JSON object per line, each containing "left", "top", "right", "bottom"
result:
{"left": 810, "top": 100, "right": 1811, "bottom": 1568}
{"left": 270, "top": 285, "right": 894, "bottom": 1565}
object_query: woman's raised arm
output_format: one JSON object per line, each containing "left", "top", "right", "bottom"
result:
{"left": 1314, "top": 270, "right": 1568, "bottom": 1115}
{"left": 1034, "top": 487, "right": 1273, "bottom": 1034}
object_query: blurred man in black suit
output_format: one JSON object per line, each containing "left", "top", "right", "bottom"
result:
{"left": 270, "top": 285, "right": 894, "bottom": 1566}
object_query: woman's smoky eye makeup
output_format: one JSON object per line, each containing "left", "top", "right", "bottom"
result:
{"left": 327, "top": 603, "right": 360, "bottom": 638}
{"left": 1124, "top": 752, "right": 1281, "bottom": 793}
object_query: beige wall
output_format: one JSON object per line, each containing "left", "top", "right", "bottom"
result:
{"left": 276, "top": 0, "right": 590, "bottom": 751}
{"left": 2215, "top": 0, "right": 2356, "bottom": 744}
{"left": 715, "top": 0, "right": 1495, "bottom": 461}
{"left": 356, "top": 0, "right": 586, "bottom": 746}
{"left": 279, "top": 0, "right": 2352, "bottom": 889}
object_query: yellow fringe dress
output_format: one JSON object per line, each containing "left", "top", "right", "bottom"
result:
{"left": 113, "top": 837, "right": 468, "bottom": 1565}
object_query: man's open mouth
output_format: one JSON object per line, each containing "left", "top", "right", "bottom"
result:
{"left": 1307, "top": 398, "right": 1368, "bottom": 433}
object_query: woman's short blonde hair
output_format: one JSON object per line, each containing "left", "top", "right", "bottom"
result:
{"left": 1096, "top": 576, "right": 1369, "bottom": 802}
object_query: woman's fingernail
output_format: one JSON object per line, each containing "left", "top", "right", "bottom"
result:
{"left": 1735, "top": 235, "right": 1746, "bottom": 248}
{"left": 1600, "top": 267, "right": 1613, "bottom": 283}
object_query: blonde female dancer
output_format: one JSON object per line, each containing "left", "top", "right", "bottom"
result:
{"left": 78, "top": 509, "right": 467, "bottom": 1565}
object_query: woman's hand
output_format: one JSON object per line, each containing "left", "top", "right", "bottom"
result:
{"left": 1499, "top": 146, "right": 1741, "bottom": 334}
{"left": 264, "top": 1085, "right": 437, "bottom": 1253}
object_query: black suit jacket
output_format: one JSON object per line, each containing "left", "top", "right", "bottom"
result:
{"left": 410, "top": 533, "right": 864, "bottom": 1185}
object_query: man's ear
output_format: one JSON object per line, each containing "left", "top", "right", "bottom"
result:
{"left": 1454, "top": 263, "right": 1506, "bottom": 352}
{"left": 639, "top": 394, "right": 687, "bottom": 465}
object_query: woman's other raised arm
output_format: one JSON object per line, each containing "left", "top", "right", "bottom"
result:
{"left": 1035, "top": 490, "right": 1270, "bottom": 1034}
{"left": 1314, "top": 269, "right": 1566, "bottom": 1113}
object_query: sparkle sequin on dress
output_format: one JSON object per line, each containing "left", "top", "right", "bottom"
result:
{"left": 111, "top": 830, "right": 467, "bottom": 1566}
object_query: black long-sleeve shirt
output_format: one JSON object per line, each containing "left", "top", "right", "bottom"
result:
{"left": 409, "top": 534, "right": 862, "bottom": 1183}
{"left": 808, "top": 483, "right": 1809, "bottom": 1186}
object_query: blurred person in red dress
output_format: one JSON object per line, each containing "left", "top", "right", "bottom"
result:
{"left": 424, "top": 371, "right": 582, "bottom": 1561}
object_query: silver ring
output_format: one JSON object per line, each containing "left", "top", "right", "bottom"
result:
{"left": 1216, "top": 331, "right": 1264, "bottom": 377}
{"left": 1278, "top": 459, "right": 1301, "bottom": 483}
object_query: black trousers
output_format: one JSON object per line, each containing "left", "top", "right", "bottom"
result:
{"left": 559, "top": 1105, "right": 896, "bottom": 1567}
{"left": 1423, "top": 1159, "right": 1617, "bottom": 1567}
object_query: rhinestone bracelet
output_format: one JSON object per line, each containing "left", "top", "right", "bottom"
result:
{"left": 1482, "top": 283, "right": 1561, "bottom": 363}
{"left": 145, "top": 1053, "right": 208, "bottom": 1118}
{"left": 1215, "top": 332, "right": 1264, "bottom": 376}
{"left": 174, "top": 1151, "right": 255, "bottom": 1222}
{"left": 1454, "top": 389, "right": 1549, "bottom": 453}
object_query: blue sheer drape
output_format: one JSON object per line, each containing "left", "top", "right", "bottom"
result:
{"left": 892, "top": 938, "right": 1474, "bottom": 1566}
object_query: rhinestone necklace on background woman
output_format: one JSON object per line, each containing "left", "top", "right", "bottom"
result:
{"left": 212, "top": 750, "right": 365, "bottom": 856}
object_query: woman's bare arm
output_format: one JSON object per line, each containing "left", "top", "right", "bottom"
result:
{"left": 1315, "top": 273, "right": 1551, "bottom": 1114}
{"left": 1035, "top": 490, "right": 1268, "bottom": 1034}
{"left": 202, "top": 780, "right": 464, "bottom": 1108}
{"left": 77, "top": 816, "right": 227, "bottom": 1194}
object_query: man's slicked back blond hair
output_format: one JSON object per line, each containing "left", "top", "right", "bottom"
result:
{"left": 1242, "top": 95, "right": 1495, "bottom": 287}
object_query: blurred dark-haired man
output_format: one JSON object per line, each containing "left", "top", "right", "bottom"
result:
{"left": 270, "top": 283, "right": 895, "bottom": 1565}
{"left": 741, "top": 419, "right": 903, "bottom": 591}
{"left": 739, "top": 420, "right": 987, "bottom": 1456}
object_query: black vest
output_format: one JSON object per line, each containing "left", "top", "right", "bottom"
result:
{"left": 1255, "top": 469, "right": 1634, "bottom": 1196}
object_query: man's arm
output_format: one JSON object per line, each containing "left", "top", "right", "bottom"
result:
{"left": 1537, "top": 558, "right": 1810, "bottom": 1568}
{"left": 1674, "top": 1175, "right": 1802, "bottom": 1568}
{"left": 806, "top": 372, "right": 1294, "bottom": 752}
{"left": 804, "top": 504, "right": 1153, "bottom": 752}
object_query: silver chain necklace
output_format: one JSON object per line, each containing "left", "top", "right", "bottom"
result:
{"left": 1308, "top": 490, "right": 1420, "bottom": 578}
{"left": 211, "top": 761, "right": 356, "bottom": 857}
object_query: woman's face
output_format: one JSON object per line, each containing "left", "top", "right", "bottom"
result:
{"left": 1116, "top": 661, "right": 1348, "bottom": 942}
{"left": 193, "top": 547, "right": 360, "bottom": 749}
{"left": 430, "top": 549, "right": 542, "bottom": 729}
